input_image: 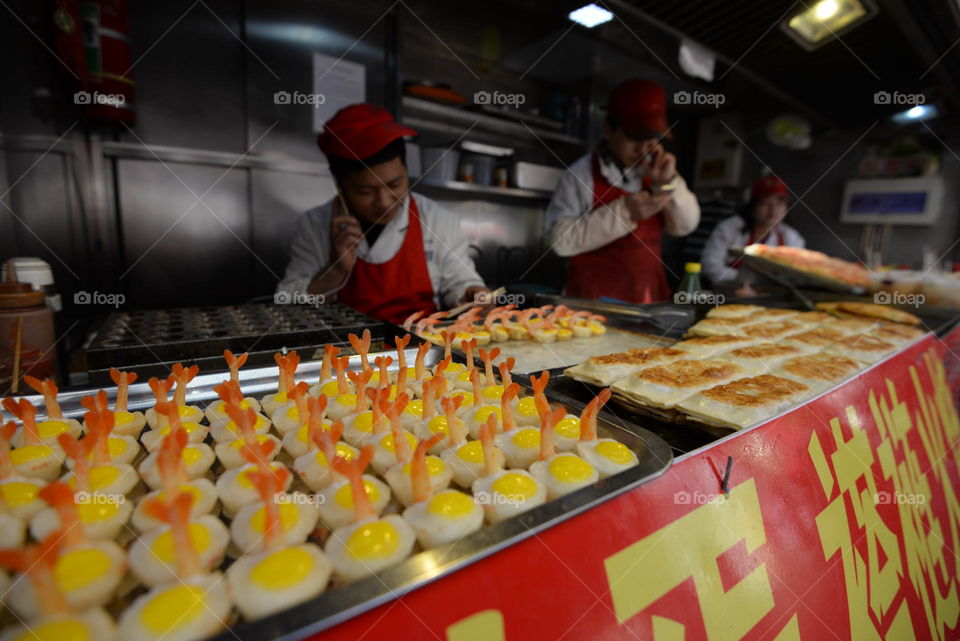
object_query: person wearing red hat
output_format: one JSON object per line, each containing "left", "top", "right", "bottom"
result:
{"left": 701, "top": 173, "right": 805, "bottom": 287}
{"left": 277, "top": 103, "right": 488, "bottom": 323}
{"left": 545, "top": 78, "right": 700, "bottom": 303}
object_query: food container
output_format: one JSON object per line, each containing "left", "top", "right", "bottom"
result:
{"left": 513, "top": 161, "right": 563, "bottom": 191}
{"left": 420, "top": 147, "right": 460, "bottom": 182}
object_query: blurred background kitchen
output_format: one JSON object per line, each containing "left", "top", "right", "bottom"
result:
{"left": 1, "top": 0, "right": 959, "bottom": 385}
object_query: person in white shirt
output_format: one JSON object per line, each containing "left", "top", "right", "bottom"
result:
{"left": 277, "top": 103, "right": 488, "bottom": 323}
{"left": 701, "top": 174, "right": 805, "bottom": 287}
{"left": 544, "top": 78, "right": 700, "bottom": 303}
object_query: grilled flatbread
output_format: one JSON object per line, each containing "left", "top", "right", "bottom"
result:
{"left": 672, "top": 335, "right": 759, "bottom": 358}
{"left": 742, "top": 320, "right": 804, "bottom": 340}
{"left": 720, "top": 343, "right": 805, "bottom": 375}
{"left": 745, "top": 308, "right": 800, "bottom": 322}
{"left": 869, "top": 323, "right": 925, "bottom": 345}
{"left": 610, "top": 359, "right": 746, "bottom": 409}
{"left": 705, "top": 304, "right": 765, "bottom": 319}
{"left": 781, "top": 328, "right": 847, "bottom": 353}
{"left": 824, "top": 333, "right": 897, "bottom": 363}
{"left": 676, "top": 375, "right": 811, "bottom": 430}
{"left": 564, "top": 347, "right": 687, "bottom": 387}
{"left": 686, "top": 316, "right": 758, "bottom": 337}
{"left": 835, "top": 302, "right": 920, "bottom": 326}
{"left": 776, "top": 353, "right": 863, "bottom": 392}
{"left": 824, "top": 315, "right": 879, "bottom": 334}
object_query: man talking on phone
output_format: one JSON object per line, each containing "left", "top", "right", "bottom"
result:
{"left": 544, "top": 78, "right": 700, "bottom": 302}
{"left": 277, "top": 103, "right": 489, "bottom": 323}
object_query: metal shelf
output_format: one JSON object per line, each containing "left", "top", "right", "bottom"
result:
{"left": 401, "top": 96, "right": 585, "bottom": 147}
{"left": 415, "top": 177, "right": 552, "bottom": 201}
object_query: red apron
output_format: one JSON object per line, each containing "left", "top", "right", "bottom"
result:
{"left": 337, "top": 196, "right": 439, "bottom": 324}
{"left": 729, "top": 226, "right": 785, "bottom": 269}
{"left": 565, "top": 152, "right": 670, "bottom": 302}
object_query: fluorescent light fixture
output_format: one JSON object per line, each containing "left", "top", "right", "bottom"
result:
{"left": 569, "top": 3, "right": 613, "bottom": 28}
{"left": 781, "top": 0, "right": 877, "bottom": 51}
{"left": 891, "top": 104, "right": 939, "bottom": 124}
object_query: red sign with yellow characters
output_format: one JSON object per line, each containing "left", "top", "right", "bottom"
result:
{"left": 320, "top": 330, "right": 960, "bottom": 641}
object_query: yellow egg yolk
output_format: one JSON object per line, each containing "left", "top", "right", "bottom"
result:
{"left": 55, "top": 547, "right": 112, "bottom": 592}
{"left": 511, "top": 429, "right": 539, "bottom": 449}
{"left": 229, "top": 434, "right": 271, "bottom": 450}
{"left": 400, "top": 456, "right": 446, "bottom": 477}
{"left": 12, "top": 620, "right": 89, "bottom": 641}
{"left": 155, "top": 483, "right": 202, "bottom": 505}
{"left": 472, "top": 406, "right": 501, "bottom": 426}
{"left": 334, "top": 479, "right": 380, "bottom": 509}
{"left": 456, "top": 370, "right": 473, "bottom": 383}
{"left": 553, "top": 417, "right": 581, "bottom": 439}
{"left": 250, "top": 546, "right": 315, "bottom": 590}
{"left": 151, "top": 523, "right": 211, "bottom": 562}
{"left": 222, "top": 415, "right": 266, "bottom": 434}
{"left": 67, "top": 465, "right": 120, "bottom": 492}
{"left": 10, "top": 445, "right": 53, "bottom": 464}
{"left": 319, "top": 381, "right": 340, "bottom": 396}
{"left": 335, "top": 393, "right": 357, "bottom": 408}
{"left": 346, "top": 521, "right": 399, "bottom": 560}
{"left": 492, "top": 472, "right": 537, "bottom": 500}
{"left": 217, "top": 399, "right": 251, "bottom": 415}
{"left": 107, "top": 437, "right": 127, "bottom": 458}
{"left": 313, "top": 443, "right": 356, "bottom": 467}
{"left": 427, "top": 491, "right": 475, "bottom": 518}
{"left": 404, "top": 399, "right": 424, "bottom": 416}
{"left": 114, "top": 410, "right": 136, "bottom": 425}
{"left": 380, "top": 431, "right": 417, "bottom": 454}
{"left": 455, "top": 441, "right": 484, "bottom": 463}
{"left": 37, "top": 420, "right": 70, "bottom": 440}
{"left": 273, "top": 391, "right": 289, "bottom": 403}
{"left": 445, "top": 362, "right": 467, "bottom": 374}
{"left": 516, "top": 397, "right": 539, "bottom": 417}
{"left": 451, "top": 391, "right": 474, "bottom": 406}
{"left": 140, "top": 585, "right": 205, "bottom": 634}
{"left": 251, "top": 502, "right": 300, "bottom": 533}
{"left": 76, "top": 502, "right": 120, "bottom": 524}
{"left": 548, "top": 455, "right": 594, "bottom": 483}
{"left": 351, "top": 412, "right": 374, "bottom": 433}
{"left": 595, "top": 440, "right": 634, "bottom": 464}
{"left": 156, "top": 421, "right": 202, "bottom": 436}
{"left": 236, "top": 463, "right": 283, "bottom": 489}
{"left": 481, "top": 385, "right": 505, "bottom": 401}
{"left": 182, "top": 446, "right": 204, "bottom": 466}
{"left": 1, "top": 481, "right": 39, "bottom": 508}
{"left": 294, "top": 421, "right": 332, "bottom": 444}
{"left": 426, "top": 416, "right": 449, "bottom": 436}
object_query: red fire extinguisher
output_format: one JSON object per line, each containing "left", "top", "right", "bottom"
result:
{"left": 53, "top": 0, "right": 135, "bottom": 124}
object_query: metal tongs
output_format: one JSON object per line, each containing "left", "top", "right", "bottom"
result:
{"left": 535, "top": 295, "right": 697, "bottom": 332}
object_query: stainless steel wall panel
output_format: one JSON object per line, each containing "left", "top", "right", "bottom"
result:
{"left": 115, "top": 159, "right": 253, "bottom": 307}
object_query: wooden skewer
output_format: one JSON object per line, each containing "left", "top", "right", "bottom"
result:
{"left": 11, "top": 317, "right": 23, "bottom": 394}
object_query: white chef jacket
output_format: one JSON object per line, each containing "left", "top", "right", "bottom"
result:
{"left": 544, "top": 151, "right": 701, "bottom": 257}
{"left": 701, "top": 215, "right": 805, "bottom": 284}
{"left": 277, "top": 193, "right": 485, "bottom": 308}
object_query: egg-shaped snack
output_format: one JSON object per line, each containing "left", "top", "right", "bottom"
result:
{"left": 208, "top": 411, "right": 270, "bottom": 444}
{"left": 292, "top": 422, "right": 357, "bottom": 491}
{"left": 0, "top": 476, "right": 46, "bottom": 520}
{"left": 441, "top": 415, "right": 505, "bottom": 489}
{"left": 494, "top": 427, "right": 540, "bottom": 470}
{"left": 104, "top": 368, "right": 148, "bottom": 436}
{"left": 62, "top": 462, "right": 139, "bottom": 498}
{"left": 316, "top": 474, "right": 390, "bottom": 531}
{"left": 205, "top": 397, "right": 261, "bottom": 428}
{"left": 530, "top": 453, "right": 599, "bottom": 500}
{"left": 6, "top": 539, "right": 126, "bottom": 619}
{"left": 0, "top": 512, "right": 24, "bottom": 548}
{"left": 308, "top": 343, "right": 341, "bottom": 397}
{"left": 268, "top": 380, "right": 311, "bottom": 436}
{"left": 466, "top": 405, "right": 503, "bottom": 440}
{"left": 1, "top": 400, "right": 63, "bottom": 482}
{"left": 341, "top": 388, "right": 388, "bottom": 446}
{"left": 139, "top": 442, "right": 214, "bottom": 490}
{"left": 403, "top": 489, "right": 483, "bottom": 549}
{"left": 231, "top": 489, "right": 319, "bottom": 554}
{"left": 227, "top": 543, "right": 332, "bottom": 621}
{"left": 117, "top": 573, "right": 232, "bottom": 641}
{"left": 60, "top": 410, "right": 140, "bottom": 497}
{"left": 261, "top": 350, "right": 301, "bottom": 417}
{"left": 129, "top": 500, "right": 229, "bottom": 586}
{"left": 384, "top": 435, "right": 452, "bottom": 507}
{"left": 471, "top": 469, "right": 546, "bottom": 524}
{"left": 144, "top": 402, "right": 204, "bottom": 430}
{"left": 418, "top": 395, "right": 468, "bottom": 454}
{"left": 215, "top": 433, "right": 281, "bottom": 469}
{"left": 19, "top": 376, "right": 84, "bottom": 445}
{"left": 31, "top": 481, "right": 132, "bottom": 542}
{"left": 217, "top": 459, "right": 291, "bottom": 519}
{"left": 132, "top": 479, "right": 219, "bottom": 532}
{"left": 0, "top": 609, "right": 116, "bottom": 641}
{"left": 140, "top": 420, "right": 209, "bottom": 452}
{"left": 574, "top": 389, "right": 638, "bottom": 478}
{"left": 67, "top": 434, "right": 140, "bottom": 468}
{"left": 399, "top": 376, "right": 439, "bottom": 431}
{"left": 282, "top": 395, "right": 334, "bottom": 458}
{"left": 325, "top": 514, "right": 416, "bottom": 583}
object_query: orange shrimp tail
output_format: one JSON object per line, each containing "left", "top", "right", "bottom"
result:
{"left": 85, "top": 410, "right": 115, "bottom": 465}
{"left": 539, "top": 407, "right": 566, "bottom": 461}
{"left": 331, "top": 444, "right": 375, "bottom": 522}
{"left": 240, "top": 437, "right": 278, "bottom": 467}
{"left": 411, "top": 434, "right": 443, "bottom": 503}
{"left": 0, "top": 421, "right": 15, "bottom": 475}
{"left": 214, "top": 380, "right": 244, "bottom": 406}
{"left": 480, "top": 414, "right": 500, "bottom": 477}
{"left": 394, "top": 334, "right": 411, "bottom": 365}
{"left": 38, "top": 483, "right": 86, "bottom": 548}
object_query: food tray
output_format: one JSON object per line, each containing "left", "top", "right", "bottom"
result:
{"left": 25, "top": 345, "right": 673, "bottom": 641}
{"left": 735, "top": 249, "right": 869, "bottom": 295}
{"left": 85, "top": 303, "right": 385, "bottom": 381}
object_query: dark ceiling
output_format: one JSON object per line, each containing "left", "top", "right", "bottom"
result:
{"left": 612, "top": 0, "right": 960, "bottom": 128}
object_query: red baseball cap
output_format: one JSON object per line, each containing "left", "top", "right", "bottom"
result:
{"left": 316, "top": 103, "right": 418, "bottom": 161}
{"left": 607, "top": 78, "right": 671, "bottom": 140}
{"left": 752, "top": 175, "right": 789, "bottom": 201}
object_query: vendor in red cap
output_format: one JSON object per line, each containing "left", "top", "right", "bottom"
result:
{"left": 544, "top": 77, "right": 700, "bottom": 303}
{"left": 701, "top": 173, "right": 805, "bottom": 287}
{"left": 277, "top": 103, "right": 489, "bottom": 323}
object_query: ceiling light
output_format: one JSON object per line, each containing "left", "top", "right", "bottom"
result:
{"left": 891, "top": 104, "right": 939, "bottom": 124}
{"left": 569, "top": 4, "right": 614, "bottom": 28}
{"left": 781, "top": 0, "right": 877, "bottom": 51}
